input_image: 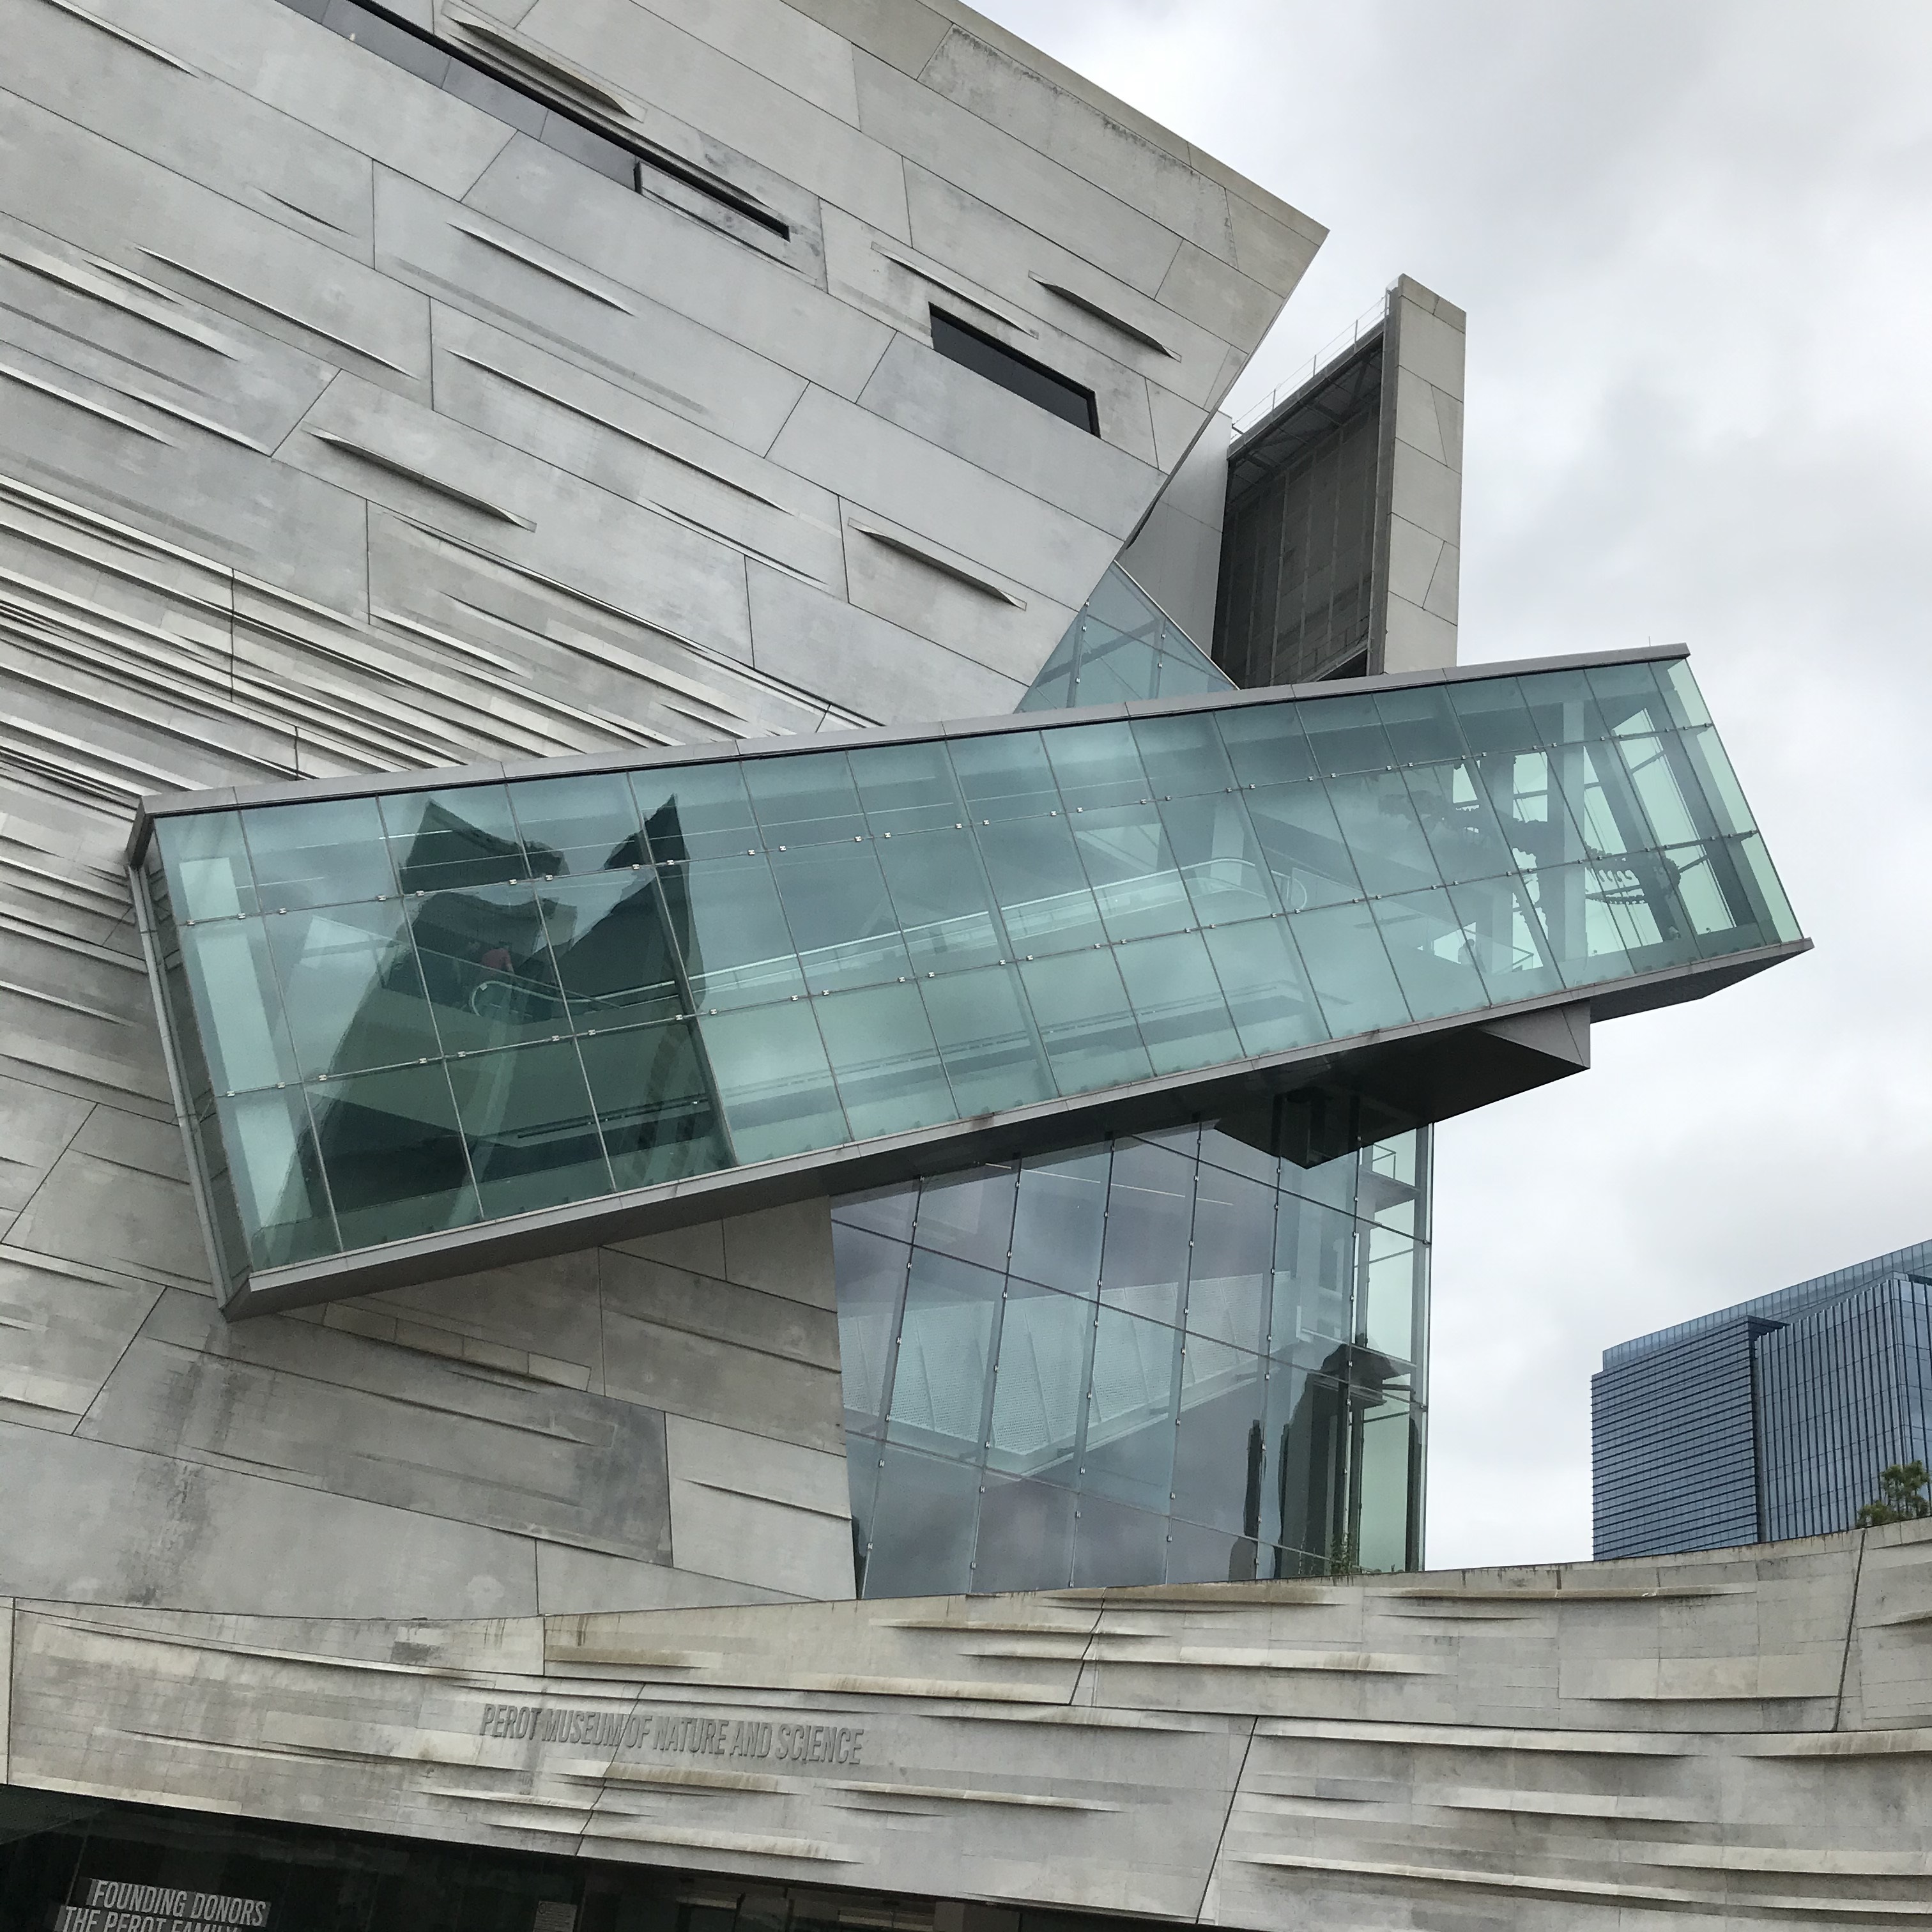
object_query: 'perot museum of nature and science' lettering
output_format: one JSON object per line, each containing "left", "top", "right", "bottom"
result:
{"left": 1, "top": 1, "right": 1914, "bottom": 1928}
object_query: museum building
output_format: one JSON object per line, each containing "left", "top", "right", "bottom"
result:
{"left": 4, "top": 1, "right": 1912, "bottom": 1928}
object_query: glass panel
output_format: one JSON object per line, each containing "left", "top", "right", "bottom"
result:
{"left": 1298, "top": 694, "right": 1395, "bottom": 777}
{"left": 973, "top": 1473, "right": 1076, "bottom": 1591}
{"left": 862, "top": 1444, "right": 980, "bottom": 1598}
{"left": 816, "top": 983, "right": 954, "bottom": 1138}
{"left": 1082, "top": 1305, "right": 1178, "bottom": 1512}
{"left": 1271, "top": 1191, "right": 1358, "bottom": 1367}
{"left": 1359, "top": 1226, "right": 1418, "bottom": 1364}
{"left": 1478, "top": 749, "right": 1583, "bottom": 872}
{"left": 770, "top": 843, "right": 911, "bottom": 993}
{"left": 1445, "top": 677, "right": 1540, "bottom": 758}
{"left": 1072, "top": 802, "right": 1192, "bottom": 944}
{"left": 1169, "top": 1513, "right": 1256, "bottom": 1584}
{"left": 408, "top": 882, "right": 568, "bottom": 1052}
{"left": 919, "top": 964, "right": 1054, "bottom": 1114}
{"left": 632, "top": 761, "right": 760, "bottom": 862}
{"left": 1202, "top": 917, "right": 1324, "bottom": 1057}
{"left": 1322, "top": 770, "right": 1442, "bottom": 898}
{"left": 1678, "top": 724, "right": 1757, "bottom": 834}
{"left": 178, "top": 920, "right": 297, "bottom": 1094}
{"left": 1655, "top": 657, "right": 1712, "bottom": 729}
{"left": 1009, "top": 1146, "right": 1110, "bottom": 1294}
{"left": 949, "top": 732, "right": 1059, "bottom": 822}
{"left": 1586, "top": 657, "right": 1670, "bottom": 737}
{"left": 1172, "top": 1337, "right": 1266, "bottom": 1535}
{"left": 1735, "top": 832, "right": 1802, "bottom": 942}
{"left": 383, "top": 786, "right": 530, "bottom": 894}
{"left": 887, "top": 1248, "right": 1002, "bottom": 1453}
{"left": 1374, "top": 685, "right": 1466, "bottom": 765}
{"left": 743, "top": 749, "right": 866, "bottom": 847}
{"left": 1613, "top": 735, "right": 1702, "bottom": 847}
{"left": 1186, "top": 1164, "right": 1273, "bottom": 1351}
{"left": 1372, "top": 888, "right": 1490, "bottom": 1022}
{"left": 977, "top": 816, "right": 1108, "bottom": 956}
{"left": 877, "top": 827, "right": 1007, "bottom": 974}
{"left": 1100, "top": 1138, "right": 1193, "bottom": 1327}
{"left": 1216, "top": 703, "right": 1318, "bottom": 788}
{"left": 1446, "top": 874, "right": 1563, "bottom": 1003}
{"left": 1243, "top": 781, "right": 1363, "bottom": 910}
{"left": 157, "top": 811, "right": 258, "bottom": 920}
{"left": 1131, "top": 710, "right": 1235, "bottom": 801}
{"left": 1160, "top": 792, "right": 1283, "bottom": 926}
{"left": 578, "top": 1019, "right": 731, "bottom": 1188}
{"left": 696, "top": 1002, "right": 845, "bottom": 1162}
{"left": 1401, "top": 760, "right": 1515, "bottom": 884}
{"left": 1552, "top": 740, "right": 1650, "bottom": 859}
{"left": 308, "top": 1062, "right": 479, "bottom": 1249}
{"left": 1538, "top": 861, "right": 1636, "bottom": 985}
{"left": 1289, "top": 900, "right": 1411, "bottom": 1036}
{"left": 265, "top": 900, "right": 442, "bottom": 1080}
{"left": 1264, "top": 1365, "right": 1349, "bottom": 1567}
{"left": 915, "top": 1165, "right": 1017, "bottom": 1271}
{"left": 540, "top": 871, "right": 686, "bottom": 1029}
{"left": 211, "top": 1088, "right": 337, "bottom": 1269}
{"left": 1518, "top": 667, "right": 1610, "bottom": 744}
{"left": 241, "top": 797, "right": 393, "bottom": 910}
{"left": 988, "top": 1279, "right": 1091, "bottom": 1483}
{"left": 850, "top": 739, "right": 966, "bottom": 834}
{"left": 1356, "top": 1395, "right": 1416, "bottom": 1572}
{"left": 505, "top": 773, "right": 647, "bottom": 875}
{"left": 1039, "top": 720, "right": 1148, "bottom": 811}
{"left": 832, "top": 1180, "right": 918, "bottom": 1241}
{"left": 447, "top": 1039, "right": 611, "bottom": 1219}
{"left": 1071, "top": 1494, "right": 1170, "bottom": 1588}
{"left": 831, "top": 1220, "right": 908, "bottom": 1437}
{"left": 1112, "top": 930, "right": 1241, "bottom": 1075}
{"left": 1585, "top": 853, "right": 1700, "bottom": 971}
{"left": 659, "top": 855, "right": 805, "bottom": 1009}
{"left": 1018, "top": 950, "right": 1153, "bottom": 1094}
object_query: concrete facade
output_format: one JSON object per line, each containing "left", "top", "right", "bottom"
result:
{"left": 7, "top": 1524, "right": 1932, "bottom": 1924}
{"left": 0, "top": 0, "right": 1310, "bottom": 1618}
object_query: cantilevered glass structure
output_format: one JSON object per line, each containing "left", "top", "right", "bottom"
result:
{"left": 131, "top": 647, "right": 1802, "bottom": 1314}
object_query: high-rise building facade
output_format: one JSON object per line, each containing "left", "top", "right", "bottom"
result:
{"left": 0, "top": 0, "right": 1834, "bottom": 1924}
{"left": 1594, "top": 1239, "right": 1932, "bottom": 1559}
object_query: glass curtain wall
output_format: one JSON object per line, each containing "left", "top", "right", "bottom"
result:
{"left": 834, "top": 1123, "right": 1428, "bottom": 1593}
{"left": 140, "top": 656, "right": 1798, "bottom": 1295}
{"left": 1018, "top": 564, "right": 1231, "bottom": 710}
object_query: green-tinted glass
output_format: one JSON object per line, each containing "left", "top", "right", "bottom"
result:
{"left": 977, "top": 816, "right": 1108, "bottom": 956}
{"left": 1018, "top": 950, "right": 1153, "bottom": 1094}
{"left": 1322, "top": 770, "right": 1442, "bottom": 898}
{"left": 578, "top": 1019, "right": 732, "bottom": 1188}
{"left": 1401, "top": 760, "right": 1515, "bottom": 885}
{"left": 158, "top": 812, "right": 258, "bottom": 921}
{"left": 1131, "top": 710, "right": 1235, "bottom": 801}
{"left": 770, "top": 843, "right": 912, "bottom": 992}
{"left": 949, "top": 732, "right": 1059, "bottom": 822}
{"left": 241, "top": 797, "right": 393, "bottom": 911}
{"left": 307, "top": 1062, "right": 479, "bottom": 1249}
{"left": 1040, "top": 719, "right": 1149, "bottom": 811}
{"left": 447, "top": 1039, "right": 611, "bottom": 1218}
{"left": 1112, "top": 930, "right": 1240, "bottom": 1076}
{"left": 1245, "top": 781, "right": 1364, "bottom": 910}
{"left": 506, "top": 773, "right": 647, "bottom": 875}
{"left": 1202, "top": 918, "right": 1324, "bottom": 1057}
{"left": 1374, "top": 685, "right": 1466, "bottom": 765}
{"left": 382, "top": 786, "right": 530, "bottom": 894}
{"left": 265, "top": 900, "right": 441, "bottom": 1080}
{"left": 1216, "top": 703, "right": 1318, "bottom": 787}
{"left": 1299, "top": 694, "right": 1395, "bottom": 778}
{"left": 920, "top": 965, "right": 1054, "bottom": 1116}
{"left": 743, "top": 749, "right": 866, "bottom": 847}
{"left": 1160, "top": 792, "right": 1284, "bottom": 926}
{"left": 211, "top": 1088, "right": 337, "bottom": 1270}
{"left": 408, "top": 882, "right": 568, "bottom": 1052}
{"left": 1072, "top": 802, "right": 1193, "bottom": 943}
{"left": 1083, "top": 1303, "right": 1179, "bottom": 1512}
{"left": 1372, "top": 889, "right": 1489, "bottom": 1022}
{"left": 816, "top": 981, "right": 956, "bottom": 1138}
{"left": 849, "top": 739, "right": 965, "bottom": 834}
{"left": 178, "top": 919, "right": 298, "bottom": 1094}
{"left": 877, "top": 827, "right": 1008, "bottom": 974}
{"left": 632, "top": 761, "right": 760, "bottom": 862}
{"left": 659, "top": 855, "right": 805, "bottom": 1010}
{"left": 540, "top": 872, "right": 686, "bottom": 1029}
{"left": 1290, "top": 901, "right": 1410, "bottom": 1037}
{"left": 697, "top": 1002, "right": 847, "bottom": 1163}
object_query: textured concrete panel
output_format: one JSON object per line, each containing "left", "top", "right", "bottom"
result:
{"left": 665, "top": 1413, "right": 854, "bottom": 1598}
{"left": 535, "top": 1542, "right": 798, "bottom": 1615}
{"left": 6, "top": 1528, "right": 1929, "bottom": 1924}
{"left": 0, "top": 1251, "right": 162, "bottom": 1436}
{"left": 0, "top": 1074, "right": 91, "bottom": 1216}
{"left": 720, "top": 1200, "right": 839, "bottom": 1312}
{"left": 0, "top": 1423, "right": 537, "bottom": 1616}
{"left": 81, "top": 1289, "right": 675, "bottom": 1561}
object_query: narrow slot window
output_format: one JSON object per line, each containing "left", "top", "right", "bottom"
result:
{"left": 281, "top": 0, "right": 789, "bottom": 240}
{"left": 930, "top": 309, "right": 1098, "bottom": 434}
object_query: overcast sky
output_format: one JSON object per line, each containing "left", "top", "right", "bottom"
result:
{"left": 984, "top": 0, "right": 1932, "bottom": 1568}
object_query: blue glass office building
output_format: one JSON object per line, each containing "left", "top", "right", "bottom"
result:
{"left": 1593, "top": 1239, "right": 1932, "bottom": 1558}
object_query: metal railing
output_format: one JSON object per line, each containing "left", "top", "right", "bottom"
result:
{"left": 1229, "top": 293, "right": 1392, "bottom": 438}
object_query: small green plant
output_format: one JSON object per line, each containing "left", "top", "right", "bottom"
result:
{"left": 1855, "top": 1460, "right": 1932, "bottom": 1528}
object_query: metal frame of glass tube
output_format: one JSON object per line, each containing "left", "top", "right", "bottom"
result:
{"left": 126, "top": 645, "right": 1807, "bottom": 1317}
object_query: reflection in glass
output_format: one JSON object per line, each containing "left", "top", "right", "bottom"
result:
{"left": 211, "top": 1088, "right": 336, "bottom": 1270}
{"left": 266, "top": 901, "right": 441, "bottom": 1079}
{"left": 505, "top": 772, "right": 646, "bottom": 875}
{"left": 446, "top": 1039, "right": 612, "bottom": 1219}
{"left": 987, "top": 1279, "right": 1091, "bottom": 1482}
{"left": 887, "top": 1249, "right": 1002, "bottom": 1452}
{"left": 383, "top": 786, "right": 533, "bottom": 894}
{"left": 305, "top": 1062, "right": 479, "bottom": 1248}
{"left": 578, "top": 1020, "right": 730, "bottom": 1188}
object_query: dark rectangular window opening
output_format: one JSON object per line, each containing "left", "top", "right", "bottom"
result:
{"left": 930, "top": 308, "right": 1098, "bottom": 434}
{"left": 277, "top": 0, "right": 790, "bottom": 240}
